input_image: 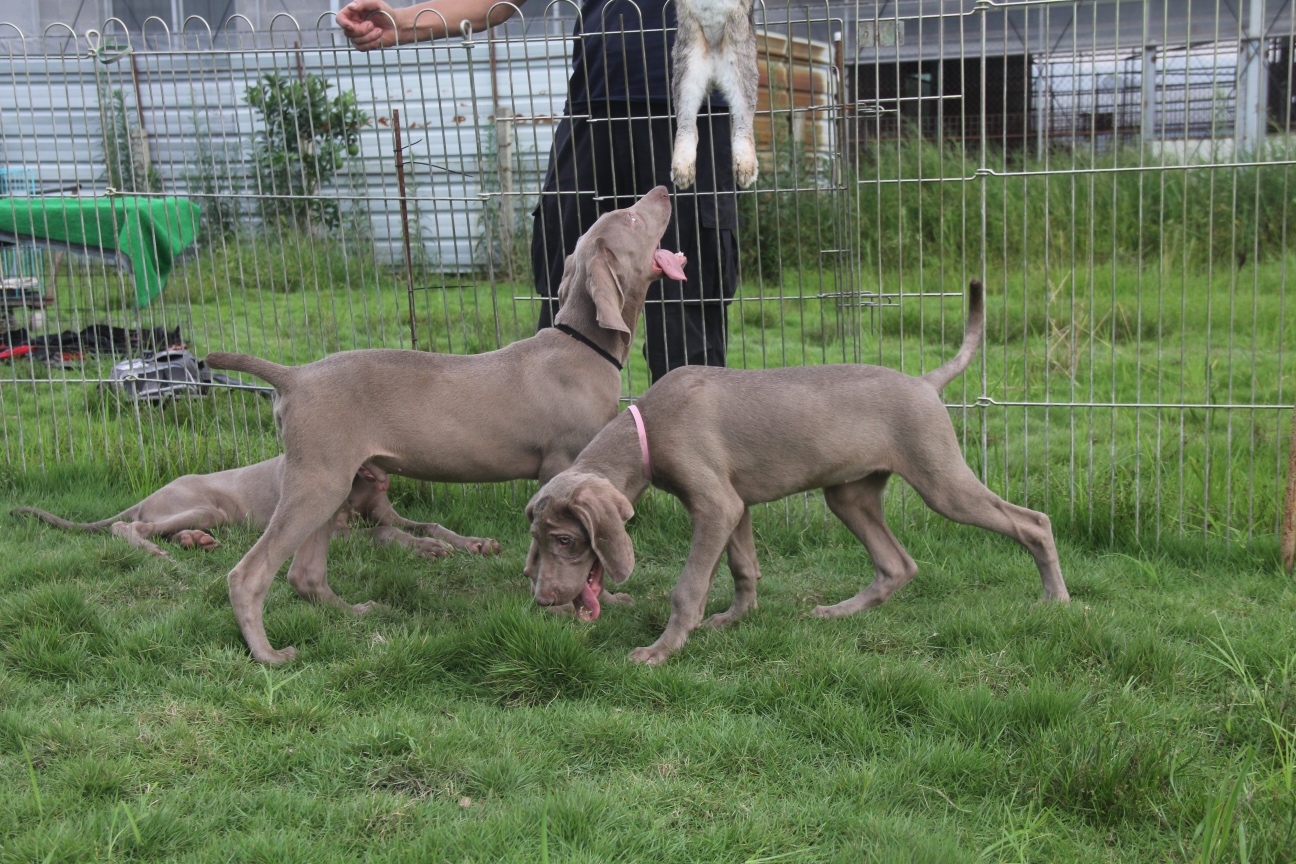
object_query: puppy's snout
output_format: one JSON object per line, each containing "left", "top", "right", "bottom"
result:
{"left": 533, "top": 587, "right": 559, "bottom": 606}
{"left": 638, "top": 185, "right": 671, "bottom": 215}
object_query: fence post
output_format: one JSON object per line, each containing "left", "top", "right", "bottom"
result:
{"left": 1282, "top": 399, "right": 1296, "bottom": 573}
{"left": 496, "top": 107, "right": 515, "bottom": 268}
{"left": 392, "top": 108, "right": 421, "bottom": 351}
{"left": 1234, "top": 0, "right": 1267, "bottom": 157}
{"left": 128, "top": 52, "right": 154, "bottom": 189}
{"left": 1140, "top": 45, "right": 1156, "bottom": 147}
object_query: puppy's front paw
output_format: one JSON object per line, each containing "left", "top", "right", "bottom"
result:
{"left": 600, "top": 590, "right": 635, "bottom": 607}
{"left": 256, "top": 645, "right": 297, "bottom": 666}
{"left": 629, "top": 645, "right": 673, "bottom": 666}
{"left": 466, "top": 536, "right": 501, "bottom": 555}
{"left": 175, "top": 529, "right": 220, "bottom": 551}
{"left": 702, "top": 609, "right": 743, "bottom": 629}
{"left": 733, "top": 135, "right": 758, "bottom": 188}
{"left": 414, "top": 538, "right": 453, "bottom": 560}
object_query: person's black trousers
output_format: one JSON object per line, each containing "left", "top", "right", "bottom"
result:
{"left": 531, "top": 100, "right": 738, "bottom": 383}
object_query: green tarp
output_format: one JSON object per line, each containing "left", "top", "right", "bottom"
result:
{"left": 0, "top": 196, "right": 200, "bottom": 308}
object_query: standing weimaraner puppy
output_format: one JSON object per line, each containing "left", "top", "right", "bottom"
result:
{"left": 524, "top": 280, "right": 1071, "bottom": 665}
{"left": 12, "top": 457, "right": 490, "bottom": 560}
{"left": 205, "top": 186, "right": 687, "bottom": 664}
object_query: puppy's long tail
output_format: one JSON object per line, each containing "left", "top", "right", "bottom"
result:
{"left": 11, "top": 507, "right": 126, "bottom": 532}
{"left": 922, "top": 279, "right": 984, "bottom": 392}
{"left": 204, "top": 353, "right": 294, "bottom": 391}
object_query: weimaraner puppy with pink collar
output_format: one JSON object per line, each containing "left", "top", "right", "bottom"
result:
{"left": 524, "top": 280, "right": 1070, "bottom": 665}
{"left": 205, "top": 186, "right": 687, "bottom": 664}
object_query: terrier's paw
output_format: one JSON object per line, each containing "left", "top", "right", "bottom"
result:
{"left": 671, "top": 156, "right": 697, "bottom": 190}
{"left": 671, "top": 135, "right": 698, "bottom": 190}
{"left": 733, "top": 135, "right": 758, "bottom": 188}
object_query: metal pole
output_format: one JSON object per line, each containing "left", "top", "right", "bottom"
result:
{"left": 496, "top": 108, "right": 515, "bottom": 265}
{"left": 487, "top": 35, "right": 514, "bottom": 267}
{"left": 392, "top": 108, "right": 421, "bottom": 351}
{"left": 1282, "top": 400, "right": 1296, "bottom": 573}
{"left": 1141, "top": 44, "right": 1156, "bottom": 147}
{"left": 1036, "top": 54, "right": 1046, "bottom": 160}
{"left": 1235, "top": 0, "right": 1267, "bottom": 157}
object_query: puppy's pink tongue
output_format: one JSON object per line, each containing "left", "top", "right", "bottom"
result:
{"left": 653, "top": 249, "right": 687, "bottom": 281}
{"left": 574, "top": 562, "right": 604, "bottom": 622}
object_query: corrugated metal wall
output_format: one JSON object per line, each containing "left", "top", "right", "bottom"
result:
{"left": 0, "top": 27, "right": 571, "bottom": 270}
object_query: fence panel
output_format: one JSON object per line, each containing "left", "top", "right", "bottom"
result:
{"left": 0, "top": 0, "right": 1292, "bottom": 545}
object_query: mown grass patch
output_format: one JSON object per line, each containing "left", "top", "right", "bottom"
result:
{"left": 1, "top": 471, "right": 1294, "bottom": 862}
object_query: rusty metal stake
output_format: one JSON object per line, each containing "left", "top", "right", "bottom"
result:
{"left": 392, "top": 108, "right": 421, "bottom": 351}
{"left": 1282, "top": 397, "right": 1296, "bottom": 573}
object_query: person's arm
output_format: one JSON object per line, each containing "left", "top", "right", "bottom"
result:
{"left": 336, "top": 0, "right": 520, "bottom": 49}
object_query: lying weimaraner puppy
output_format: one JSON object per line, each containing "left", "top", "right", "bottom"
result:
{"left": 12, "top": 457, "right": 493, "bottom": 560}
{"left": 204, "top": 186, "right": 687, "bottom": 664}
{"left": 524, "top": 279, "right": 1071, "bottom": 665}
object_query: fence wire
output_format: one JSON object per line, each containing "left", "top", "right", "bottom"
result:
{"left": 0, "top": 0, "right": 1293, "bottom": 546}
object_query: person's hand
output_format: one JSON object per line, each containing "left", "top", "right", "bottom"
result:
{"left": 336, "top": 0, "right": 401, "bottom": 50}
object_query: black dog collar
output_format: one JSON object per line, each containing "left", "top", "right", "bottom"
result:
{"left": 555, "top": 324, "right": 623, "bottom": 371}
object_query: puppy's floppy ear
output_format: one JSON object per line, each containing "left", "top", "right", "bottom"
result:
{"left": 524, "top": 494, "right": 540, "bottom": 522}
{"left": 569, "top": 478, "right": 635, "bottom": 584}
{"left": 554, "top": 253, "right": 576, "bottom": 310}
{"left": 523, "top": 537, "right": 540, "bottom": 579}
{"left": 584, "top": 238, "right": 630, "bottom": 335}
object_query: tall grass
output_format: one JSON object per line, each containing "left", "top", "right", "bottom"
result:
{"left": 739, "top": 137, "right": 1296, "bottom": 276}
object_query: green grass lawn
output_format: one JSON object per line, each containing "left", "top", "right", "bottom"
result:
{"left": 1, "top": 465, "right": 1294, "bottom": 861}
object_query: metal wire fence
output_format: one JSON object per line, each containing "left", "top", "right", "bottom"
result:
{"left": 1, "top": 0, "right": 1293, "bottom": 547}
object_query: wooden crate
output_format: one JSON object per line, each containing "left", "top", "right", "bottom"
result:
{"left": 755, "top": 29, "right": 839, "bottom": 161}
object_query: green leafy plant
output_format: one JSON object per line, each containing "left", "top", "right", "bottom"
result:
{"left": 186, "top": 116, "right": 243, "bottom": 245}
{"left": 244, "top": 72, "right": 368, "bottom": 232}
{"left": 473, "top": 118, "right": 535, "bottom": 282}
{"left": 97, "top": 83, "right": 162, "bottom": 193}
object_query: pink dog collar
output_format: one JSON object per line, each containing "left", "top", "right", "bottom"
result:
{"left": 628, "top": 404, "right": 652, "bottom": 483}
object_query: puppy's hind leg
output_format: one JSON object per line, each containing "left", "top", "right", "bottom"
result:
{"left": 111, "top": 507, "right": 227, "bottom": 558}
{"left": 814, "top": 473, "right": 919, "bottom": 618}
{"left": 227, "top": 471, "right": 356, "bottom": 665}
{"left": 286, "top": 521, "right": 377, "bottom": 614}
{"left": 907, "top": 462, "right": 1070, "bottom": 604}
